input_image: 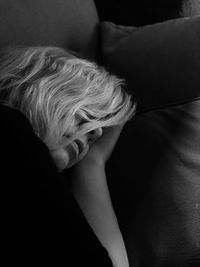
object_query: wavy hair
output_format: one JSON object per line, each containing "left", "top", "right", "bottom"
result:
{"left": 181, "top": 0, "right": 200, "bottom": 17}
{"left": 0, "top": 46, "right": 136, "bottom": 150}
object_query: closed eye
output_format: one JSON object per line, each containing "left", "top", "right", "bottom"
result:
{"left": 73, "top": 139, "right": 84, "bottom": 154}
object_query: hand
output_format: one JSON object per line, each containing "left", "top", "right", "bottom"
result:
{"left": 82, "top": 123, "right": 125, "bottom": 166}
{"left": 50, "top": 123, "right": 125, "bottom": 172}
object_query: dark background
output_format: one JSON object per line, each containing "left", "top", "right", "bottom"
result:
{"left": 94, "top": 0, "right": 185, "bottom": 26}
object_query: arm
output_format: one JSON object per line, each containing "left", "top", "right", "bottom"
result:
{"left": 70, "top": 126, "right": 129, "bottom": 267}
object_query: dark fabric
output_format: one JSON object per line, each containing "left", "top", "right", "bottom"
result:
{"left": 100, "top": 16, "right": 200, "bottom": 113}
{"left": 100, "top": 15, "right": 200, "bottom": 267}
{"left": 106, "top": 100, "right": 200, "bottom": 267}
{"left": 94, "top": 0, "right": 183, "bottom": 26}
{"left": 0, "top": 0, "right": 99, "bottom": 60}
{"left": 0, "top": 104, "right": 112, "bottom": 266}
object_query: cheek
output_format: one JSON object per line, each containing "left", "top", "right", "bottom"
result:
{"left": 50, "top": 143, "right": 78, "bottom": 171}
{"left": 51, "top": 142, "right": 90, "bottom": 170}
{"left": 50, "top": 149, "right": 70, "bottom": 172}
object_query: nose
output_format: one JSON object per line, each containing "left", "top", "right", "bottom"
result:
{"left": 88, "top": 128, "right": 103, "bottom": 143}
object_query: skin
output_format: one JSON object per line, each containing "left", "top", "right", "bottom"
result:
{"left": 50, "top": 128, "right": 103, "bottom": 172}
{"left": 51, "top": 123, "right": 130, "bottom": 267}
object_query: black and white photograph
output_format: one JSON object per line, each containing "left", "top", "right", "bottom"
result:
{"left": 0, "top": 1, "right": 200, "bottom": 266}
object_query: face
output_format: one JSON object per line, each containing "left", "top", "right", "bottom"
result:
{"left": 51, "top": 127, "right": 103, "bottom": 171}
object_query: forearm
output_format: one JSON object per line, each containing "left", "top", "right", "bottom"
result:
{"left": 70, "top": 160, "right": 129, "bottom": 267}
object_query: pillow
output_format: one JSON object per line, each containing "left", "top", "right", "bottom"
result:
{"left": 100, "top": 16, "right": 200, "bottom": 113}
{"left": 100, "top": 17, "right": 200, "bottom": 266}
{"left": 0, "top": 0, "right": 99, "bottom": 60}
{"left": 106, "top": 99, "right": 200, "bottom": 266}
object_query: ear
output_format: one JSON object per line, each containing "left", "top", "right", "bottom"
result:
{"left": 88, "top": 128, "right": 103, "bottom": 143}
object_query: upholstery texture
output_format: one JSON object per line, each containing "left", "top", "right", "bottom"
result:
{"left": 100, "top": 16, "right": 200, "bottom": 113}
{"left": 1, "top": 1, "right": 200, "bottom": 266}
{"left": 106, "top": 100, "right": 200, "bottom": 266}
{"left": 0, "top": 0, "right": 99, "bottom": 59}
{"left": 94, "top": 0, "right": 183, "bottom": 26}
{"left": 100, "top": 16, "right": 200, "bottom": 266}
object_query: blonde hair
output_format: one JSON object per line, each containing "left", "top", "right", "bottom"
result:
{"left": 0, "top": 46, "right": 136, "bottom": 150}
{"left": 181, "top": 0, "right": 200, "bottom": 17}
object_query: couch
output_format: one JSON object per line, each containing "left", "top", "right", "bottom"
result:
{"left": 0, "top": 1, "right": 199, "bottom": 266}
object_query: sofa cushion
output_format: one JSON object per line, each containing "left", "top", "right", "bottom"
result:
{"left": 0, "top": 0, "right": 99, "bottom": 59}
{"left": 100, "top": 17, "right": 200, "bottom": 266}
{"left": 100, "top": 16, "right": 200, "bottom": 112}
{"left": 106, "top": 99, "right": 200, "bottom": 266}
{"left": 94, "top": 0, "right": 183, "bottom": 26}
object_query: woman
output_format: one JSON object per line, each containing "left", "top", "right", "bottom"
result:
{"left": 0, "top": 46, "right": 136, "bottom": 267}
